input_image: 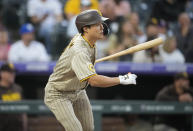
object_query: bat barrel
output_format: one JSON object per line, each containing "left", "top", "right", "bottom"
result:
{"left": 95, "top": 37, "right": 163, "bottom": 63}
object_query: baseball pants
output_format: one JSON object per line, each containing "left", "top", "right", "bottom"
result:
{"left": 44, "top": 84, "right": 94, "bottom": 131}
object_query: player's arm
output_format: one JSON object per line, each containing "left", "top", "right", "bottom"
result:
{"left": 71, "top": 51, "right": 137, "bottom": 87}
{"left": 87, "top": 73, "right": 137, "bottom": 88}
{"left": 88, "top": 75, "right": 119, "bottom": 87}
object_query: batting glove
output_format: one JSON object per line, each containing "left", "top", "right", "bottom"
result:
{"left": 119, "top": 73, "right": 137, "bottom": 85}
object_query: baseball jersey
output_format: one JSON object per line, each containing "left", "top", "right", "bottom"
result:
{"left": 48, "top": 34, "right": 97, "bottom": 91}
{"left": 27, "top": 0, "right": 62, "bottom": 26}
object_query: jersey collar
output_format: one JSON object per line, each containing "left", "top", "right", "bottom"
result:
{"left": 82, "top": 35, "right": 95, "bottom": 48}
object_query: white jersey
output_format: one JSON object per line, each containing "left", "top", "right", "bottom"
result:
{"left": 8, "top": 40, "right": 50, "bottom": 62}
{"left": 27, "top": 0, "right": 62, "bottom": 26}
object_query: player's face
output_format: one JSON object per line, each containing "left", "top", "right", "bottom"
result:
{"left": 89, "top": 22, "right": 104, "bottom": 39}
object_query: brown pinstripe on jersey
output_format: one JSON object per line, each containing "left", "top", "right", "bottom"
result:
{"left": 47, "top": 34, "right": 97, "bottom": 91}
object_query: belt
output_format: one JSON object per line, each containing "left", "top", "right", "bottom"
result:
{"left": 58, "top": 88, "right": 85, "bottom": 94}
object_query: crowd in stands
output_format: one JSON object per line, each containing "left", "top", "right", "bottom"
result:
{"left": 0, "top": 0, "right": 192, "bottom": 63}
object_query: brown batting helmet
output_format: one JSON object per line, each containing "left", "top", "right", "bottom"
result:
{"left": 75, "top": 9, "right": 110, "bottom": 35}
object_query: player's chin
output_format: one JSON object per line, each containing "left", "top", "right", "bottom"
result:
{"left": 98, "top": 33, "right": 104, "bottom": 39}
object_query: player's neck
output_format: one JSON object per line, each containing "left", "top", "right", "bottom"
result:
{"left": 82, "top": 34, "right": 96, "bottom": 47}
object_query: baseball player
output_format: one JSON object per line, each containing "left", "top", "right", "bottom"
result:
{"left": 44, "top": 9, "right": 137, "bottom": 131}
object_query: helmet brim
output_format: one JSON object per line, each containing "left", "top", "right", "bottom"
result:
{"left": 101, "top": 17, "right": 109, "bottom": 22}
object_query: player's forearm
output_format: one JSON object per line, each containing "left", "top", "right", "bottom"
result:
{"left": 88, "top": 75, "right": 120, "bottom": 87}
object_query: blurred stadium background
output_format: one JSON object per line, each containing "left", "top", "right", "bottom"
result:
{"left": 0, "top": 0, "right": 193, "bottom": 131}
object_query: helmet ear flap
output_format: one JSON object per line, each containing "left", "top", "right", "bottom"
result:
{"left": 102, "top": 22, "right": 110, "bottom": 36}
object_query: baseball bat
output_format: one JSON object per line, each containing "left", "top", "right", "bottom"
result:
{"left": 95, "top": 37, "right": 163, "bottom": 63}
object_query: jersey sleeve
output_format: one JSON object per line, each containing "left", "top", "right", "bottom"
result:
{"left": 71, "top": 52, "right": 97, "bottom": 82}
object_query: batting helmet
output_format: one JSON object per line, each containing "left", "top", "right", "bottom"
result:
{"left": 75, "top": 9, "right": 110, "bottom": 35}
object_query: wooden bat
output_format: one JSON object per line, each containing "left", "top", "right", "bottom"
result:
{"left": 95, "top": 37, "right": 163, "bottom": 63}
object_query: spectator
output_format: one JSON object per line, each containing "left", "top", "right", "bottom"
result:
{"left": 67, "top": 0, "right": 92, "bottom": 38}
{"left": 8, "top": 23, "right": 50, "bottom": 62}
{"left": 175, "top": 12, "right": 193, "bottom": 62}
{"left": 0, "top": 29, "right": 10, "bottom": 61}
{"left": 99, "top": 0, "right": 117, "bottom": 34}
{"left": 155, "top": 72, "right": 193, "bottom": 131}
{"left": 114, "top": 0, "right": 131, "bottom": 18}
{"left": 146, "top": 18, "right": 159, "bottom": 36}
{"left": 108, "top": 18, "right": 137, "bottom": 61}
{"left": 100, "top": 0, "right": 128, "bottom": 34}
{"left": 99, "top": 0, "right": 116, "bottom": 20}
{"left": 144, "top": 18, "right": 168, "bottom": 42}
{"left": 129, "top": 12, "right": 144, "bottom": 41}
{"left": 27, "top": 0, "right": 63, "bottom": 54}
{"left": 64, "top": 0, "right": 99, "bottom": 20}
{"left": 159, "top": 36, "right": 185, "bottom": 63}
{"left": 0, "top": 63, "right": 27, "bottom": 131}
{"left": 138, "top": 18, "right": 159, "bottom": 44}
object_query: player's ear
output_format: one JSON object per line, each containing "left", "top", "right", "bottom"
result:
{"left": 82, "top": 26, "right": 89, "bottom": 34}
{"left": 82, "top": 25, "right": 91, "bottom": 34}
